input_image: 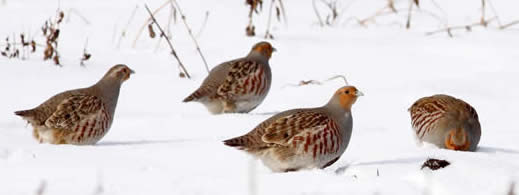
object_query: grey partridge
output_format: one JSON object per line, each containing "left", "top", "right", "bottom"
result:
{"left": 409, "top": 94, "right": 481, "bottom": 151}
{"left": 183, "top": 41, "right": 276, "bottom": 114}
{"left": 224, "top": 86, "right": 363, "bottom": 172}
{"left": 14, "top": 64, "right": 134, "bottom": 145}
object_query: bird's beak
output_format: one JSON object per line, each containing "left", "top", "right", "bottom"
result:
{"left": 356, "top": 90, "right": 364, "bottom": 97}
{"left": 272, "top": 47, "right": 277, "bottom": 52}
{"left": 129, "top": 68, "right": 135, "bottom": 74}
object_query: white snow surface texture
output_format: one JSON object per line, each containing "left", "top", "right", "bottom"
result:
{"left": 1, "top": 0, "right": 519, "bottom": 194}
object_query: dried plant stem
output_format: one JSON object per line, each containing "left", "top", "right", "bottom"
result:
{"left": 133, "top": 1, "right": 170, "bottom": 48}
{"left": 145, "top": 4, "right": 191, "bottom": 79}
{"left": 277, "top": 0, "right": 288, "bottom": 25}
{"left": 486, "top": 0, "right": 503, "bottom": 26}
{"left": 312, "top": 0, "right": 324, "bottom": 27}
{"left": 405, "top": 0, "right": 414, "bottom": 29}
{"left": 481, "top": 0, "right": 486, "bottom": 26}
{"left": 117, "top": 5, "right": 139, "bottom": 49}
{"left": 425, "top": 19, "right": 495, "bottom": 37}
{"left": 357, "top": 6, "right": 391, "bottom": 26}
{"left": 170, "top": 0, "right": 210, "bottom": 73}
{"left": 195, "top": 11, "right": 209, "bottom": 38}
{"left": 264, "top": 0, "right": 275, "bottom": 38}
{"left": 66, "top": 8, "right": 91, "bottom": 25}
{"left": 282, "top": 75, "right": 349, "bottom": 88}
{"left": 500, "top": 20, "right": 519, "bottom": 29}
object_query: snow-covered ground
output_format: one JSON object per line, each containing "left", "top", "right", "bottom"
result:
{"left": 1, "top": 0, "right": 519, "bottom": 194}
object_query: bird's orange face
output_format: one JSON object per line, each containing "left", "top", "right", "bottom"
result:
{"left": 108, "top": 64, "right": 135, "bottom": 82}
{"left": 336, "top": 86, "right": 363, "bottom": 110}
{"left": 252, "top": 42, "right": 276, "bottom": 59}
{"left": 445, "top": 128, "right": 471, "bottom": 151}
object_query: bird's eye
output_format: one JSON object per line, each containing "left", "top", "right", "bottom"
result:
{"left": 345, "top": 90, "right": 350, "bottom": 94}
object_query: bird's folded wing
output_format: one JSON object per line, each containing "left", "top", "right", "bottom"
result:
{"left": 44, "top": 94, "right": 104, "bottom": 130}
{"left": 261, "top": 111, "right": 330, "bottom": 146}
{"left": 216, "top": 60, "right": 264, "bottom": 99}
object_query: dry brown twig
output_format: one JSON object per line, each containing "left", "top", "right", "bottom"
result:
{"left": 355, "top": 0, "right": 399, "bottom": 27}
{"left": 345, "top": 0, "right": 445, "bottom": 28}
{"left": 133, "top": 1, "right": 170, "bottom": 48}
{"left": 42, "top": 9, "right": 64, "bottom": 66}
{"left": 195, "top": 11, "right": 210, "bottom": 38}
{"left": 170, "top": 0, "right": 210, "bottom": 73}
{"left": 80, "top": 38, "right": 91, "bottom": 67}
{"left": 65, "top": 8, "right": 91, "bottom": 25}
{"left": 313, "top": 0, "right": 325, "bottom": 27}
{"left": 405, "top": 0, "right": 420, "bottom": 29}
{"left": 264, "top": 0, "right": 287, "bottom": 39}
{"left": 264, "top": 0, "right": 276, "bottom": 39}
{"left": 246, "top": 0, "right": 263, "bottom": 36}
{"left": 426, "top": 0, "right": 519, "bottom": 37}
{"left": 117, "top": 5, "right": 139, "bottom": 49}
{"left": 282, "top": 75, "right": 349, "bottom": 88}
{"left": 313, "top": 0, "right": 341, "bottom": 27}
{"left": 145, "top": 4, "right": 191, "bottom": 79}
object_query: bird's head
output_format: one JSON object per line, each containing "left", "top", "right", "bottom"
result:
{"left": 329, "top": 86, "right": 363, "bottom": 111}
{"left": 249, "top": 41, "right": 276, "bottom": 59}
{"left": 104, "top": 64, "right": 135, "bottom": 83}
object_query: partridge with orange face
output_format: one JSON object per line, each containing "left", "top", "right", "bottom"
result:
{"left": 409, "top": 95, "right": 481, "bottom": 151}
{"left": 14, "top": 64, "right": 134, "bottom": 145}
{"left": 183, "top": 41, "right": 276, "bottom": 114}
{"left": 224, "top": 86, "right": 363, "bottom": 172}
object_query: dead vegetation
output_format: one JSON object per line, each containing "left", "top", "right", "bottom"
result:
{"left": 313, "top": 0, "right": 343, "bottom": 27}
{"left": 1, "top": 9, "right": 91, "bottom": 66}
{"left": 170, "top": 0, "right": 210, "bottom": 73}
{"left": 334, "top": 0, "right": 519, "bottom": 37}
{"left": 282, "top": 75, "right": 349, "bottom": 88}
{"left": 421, "top": 158, "right": 450, "bottom": 170}
{"left": 246, "top": 0, "right": 287, "bottom": 39}
{"left": 134, "top": 1, "right": 212, "bottom": 78}
{"left": 145, "top": 4, "right": 191, "bottom": 79}
{"left": 426, "top": 0, "right": 519, "bottom": 37}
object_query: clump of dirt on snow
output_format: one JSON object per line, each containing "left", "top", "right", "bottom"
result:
{"left": 421, "top": 158, "right": 450, "bottom": 171}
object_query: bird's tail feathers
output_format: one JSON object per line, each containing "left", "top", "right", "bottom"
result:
{"left": 183, "top": 88, "right": 209, "bottom": 102}
{"left": 14, "top": 109, "right": 38, "bottom": 124}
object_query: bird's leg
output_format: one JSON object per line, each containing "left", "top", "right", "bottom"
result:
{"left": 222, "top": 100, "right": 236, "bottom": 113}
{"left": 284, "top": 168, "right": 299, "bottom": 172}
{"left": 32, "top": 128, "right": 41, "bottom": 142}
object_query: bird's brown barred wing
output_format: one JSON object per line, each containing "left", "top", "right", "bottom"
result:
{"left": 44, "top": 94, "right": 107, "bottom": 131}
{"left": 216, "top": 60, "right": 268, "bottom": 99}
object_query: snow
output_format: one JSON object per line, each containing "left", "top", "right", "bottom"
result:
{"left": 1, "top": 0, "right": 519, "bottom": 194}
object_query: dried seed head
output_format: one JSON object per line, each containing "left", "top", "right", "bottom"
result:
{"left": 44, "top": 43, "right": 54, "bottom": 60}
{"left": 53, "top": 55, "right": 60, "bottom": 65}
{"left": 57, "top": 11, "right": 65, "bottom": 24}
{"left": 246, "top": 25, "right": 255, "bottom": 36}
{"left": 276, "top": 7, "right": 281, "bottom": 22}
{"left": 31, "top": 41, "right": 36, "bottom": 52}
{"left": 148, "top": 23, "right": 156, "bottom": 38}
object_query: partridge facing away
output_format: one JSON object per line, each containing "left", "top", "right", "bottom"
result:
{"left": 183, "top": 41, "right": 276, "bottom": 114}
{"left": 409, "top": 95, "right": 481, "bottom": 151}
{"left": 224, "top": 86, "right": 363, "bottom": 172}
{"left": 14, "top": 64, "right": 134, "bottom": 145}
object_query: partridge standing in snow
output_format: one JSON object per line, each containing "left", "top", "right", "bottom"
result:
{"left": 183, "top": 41, "right": 276, "bottom": 114}
{"left": 14, "top": 64, "right": 134, "bottom": 145}
{"left": 224, "top": 86, "right": 363, "bottom": 172}
{"left": 409, "top": 95, "right": 481, "bottom": 151}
